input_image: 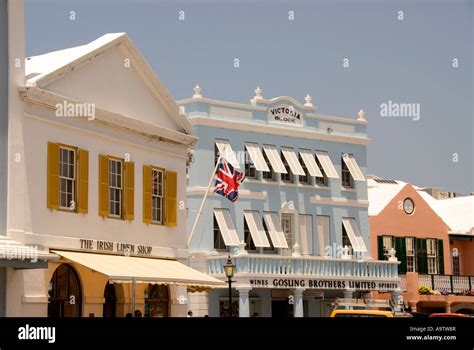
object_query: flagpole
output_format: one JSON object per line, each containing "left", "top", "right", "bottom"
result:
{"left": 186, "top": 147, "right": 226, "bottom": 247}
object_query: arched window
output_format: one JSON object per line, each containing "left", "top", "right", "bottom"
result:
{"left": 103, "top": 281, "right": 116, "bottom": 317}
{"left": 48, "top": 264, "right": 82, "bottom": 317}
{"left": 144, "top": 284, "right": 169, "bottom": 317}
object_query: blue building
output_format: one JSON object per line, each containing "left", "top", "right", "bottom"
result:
{"left": 179, "top": 86, "right": 400, "bottom": 317}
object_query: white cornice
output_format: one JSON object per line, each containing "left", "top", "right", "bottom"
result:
{"left": 178, "top": 97, "right": 268, "bottom": 111}
{"left": 188, "top": 117, "right": 370, "bottom": 145}
{"left": 19, "top": 86, "right": 198, "bottom": 147}
{"left": 253, "top": 96, "right": 317, "bottom": 111}
{"left": 307, "top": 113, "right": 367, "bottom": 125}
{"left": 310, "top": 196, "right": 369, "bottom": 208}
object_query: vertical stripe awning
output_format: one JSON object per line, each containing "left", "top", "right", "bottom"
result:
{"left": 214, "top": 209, "right": 240, "bottom": 246}
{"left": 262, "top": 212, "right": 289, "bottom": 249}
{"left": 262, "top": 145, "right": 287, "bottom": 174}
{"left": 341, "top": 154, "right": 365, "bottom": 181}
{"left": 245, "top": 143, "right": 270, "bottom": 172}
{"left": 215, "top": 139, "right": 240, "bottom": 169}
{"left": 281, "top": 147, "right": 306, "bottom": 176}
{"left": 299, "top": 149, "right": 323, "bottom": 177}
{"left": 315, "top": 151, "right": 339, "bottom": 178}
{"left": 244, "top": 211, "right": 271, "bottom": 247}
{"left": 341, "top": 218, "right": 368, "bottom": 253}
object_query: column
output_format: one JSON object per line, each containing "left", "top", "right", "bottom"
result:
{"left": 237, "top": 287, "right": 251, "bottom": 318}
{"left": 343, "top": 289, "right": 354, "bottom": 309}
{"left": 293, "top": 288, "right": 305, "bottom": 317}
{"left": 391, "top": 290, "right": 402, "bottom": 312}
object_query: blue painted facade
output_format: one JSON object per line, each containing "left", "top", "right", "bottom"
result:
{"left": 183, "top": 96, "right": 369, "bottom": 254}
{"left": 180, "top": 91, "right": 399, "bottom": 317}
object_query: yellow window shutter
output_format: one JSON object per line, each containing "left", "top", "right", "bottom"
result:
{"left": 124, "top": 161, "right": 135, "bottom": 221}
{"left": 98, "top": 155, "right": 109, "bottom": 217}
{"left": 165, "top": 171, "right": 177, "bottom": 227}
{"left": 77, "top": 149, "right": 89, "bottom": 213}
{"left": 47, "top": 142, "right": 60, "bottom": 209}
{"left": 143, "top": 165, "right": 152, "bottom": 224}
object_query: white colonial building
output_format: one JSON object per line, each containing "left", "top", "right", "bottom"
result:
{"left": 3, "top": 2, "right": 223, "bottom": 317}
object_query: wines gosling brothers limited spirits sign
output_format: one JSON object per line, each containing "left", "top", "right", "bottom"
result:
{"left": 268, "top": 104, "right": 303, "bottom": 126}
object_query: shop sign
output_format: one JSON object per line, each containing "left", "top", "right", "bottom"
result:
{"left": 249, "top": 278, "right": 399, "bottom": 291}
{"left": 79, "top": 239, "right": 152, "bottom": 256}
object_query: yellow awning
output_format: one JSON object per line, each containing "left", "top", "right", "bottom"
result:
{"left": 52, "top": 250, "right": 225, "bottom": 289}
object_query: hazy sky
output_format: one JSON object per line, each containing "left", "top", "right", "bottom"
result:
{"left": 24, "top": 0, "right": 473, "bottom": 194}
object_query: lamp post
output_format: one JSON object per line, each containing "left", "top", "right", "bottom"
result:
{"left": 223, "top": 255, "right": 235, "bottom": 317}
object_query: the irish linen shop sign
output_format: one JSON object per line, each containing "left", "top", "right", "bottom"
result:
{"left": 79, "top": 239, "right": 152, "bottom": 256}
{"left": 268, "top": 105, "right": 303, "bottom": 126}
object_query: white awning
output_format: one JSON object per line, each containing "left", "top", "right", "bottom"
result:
{"left": 215, "top": 139, "right": 240, "bottom": 169}
{"left": 214, "top": 209, "right": 240, "bottom": 246}
{"left": 281, "top": 147, "right": 306, "bottom": 176}
{"left": 262, "top": 145, "right": 287, "bottom": 174}
{"left": 52, "top": 250, "right": 225, "bottom": 288}
{"left": 263, "top": 212, "right": 289, "bottom": 248}
{"left": 341, "top": 218, "right": 368, "bottom": 253}
{"left": 299, "top": 149, "right": 323, "bottom": 177}
{"left": 315, "top": 151, "right": 339, "bottom": 179}
{"left": 341, "top": 154, "right": 365, "bottom": 181}
{"left": 244, "top": 211, "right": 271, "bottom": 248}
{"left": 245, "top": 143, "right": 270, "bottom": 172}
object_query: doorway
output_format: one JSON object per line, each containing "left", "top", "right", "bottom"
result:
{"left": 47, "top": 264, "right": 82, "bottom": 317}
{"left": 272, "top": 300, "right": 293, "bottom": 318}
{"left": 103, "top": 282, "right": 116, "bottom": 317}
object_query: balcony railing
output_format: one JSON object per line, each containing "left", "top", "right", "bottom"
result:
{"left": 208, "top": 254, "right": 399, "bottom": 279}
{"left": 418, "top": 274, "right": 473, "bottom": 294}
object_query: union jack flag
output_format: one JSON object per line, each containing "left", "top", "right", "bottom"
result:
{"left": 214, "top": 158, "right": 245, "bottom": 202}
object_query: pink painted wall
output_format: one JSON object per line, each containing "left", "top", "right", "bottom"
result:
{"left": 451, "top": 240, "right": 474, "bottom": 276}
{"left": 370, "top": 184, "right": 451, "bottom": 274}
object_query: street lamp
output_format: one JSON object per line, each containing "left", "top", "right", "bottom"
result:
{"left": 223, "top": 255, "right": 235, "bottom": 317}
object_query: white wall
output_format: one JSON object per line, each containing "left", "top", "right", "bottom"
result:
{"left": 9, "top": 102, "right": 189, "bottom": 255}
{"left": 46, "top": 46, "right": 179, "bottom": 132}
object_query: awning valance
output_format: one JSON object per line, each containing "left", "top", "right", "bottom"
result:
{"left": 52, "top": 250, "right": 225, "bottom": 289}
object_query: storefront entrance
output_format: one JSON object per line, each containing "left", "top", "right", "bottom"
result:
{"left": 47, "top": 264, "right": 82, "bottom": 317}
{"left": 272, "top": 300, "right": 293, "bottom": 317}
{"left": 144, "top": 284, "right": 169, "bottom": 317}
{"left": 102, "top": 282, "right": 116, "bottom": 317}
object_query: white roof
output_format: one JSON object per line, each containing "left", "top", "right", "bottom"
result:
{"left": 368, "top": 179, "right": 407, "bottom": 215}
{"left": 368, "top": 178, "right": 474, "bottom": 234}
{"left": 26, "top": 33, "right": 125, "bottom": 85}
{"left": 418, "top": 193, "right": 474, "bottom": 234}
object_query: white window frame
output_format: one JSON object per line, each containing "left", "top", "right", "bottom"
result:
{"left": 427, "top": 238, "right": 438, "bottom": 274}
{"left": 59, "top": 146, "right": 76, "bottom": 210}
{"left": 405, "top": 237, "right": 416, "bottom": 272}
{"left": 383, "top": 236, "right": 395, "bottom": 259}
{"left": 151, "top": 168, "right": 164, "bottom": 224}
{"left": 109, "top": 158, "right": 123, "bottom": 218}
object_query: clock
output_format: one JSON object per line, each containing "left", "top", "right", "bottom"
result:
{"left": 403, "top": 198, "right": 414, "bottom": 215}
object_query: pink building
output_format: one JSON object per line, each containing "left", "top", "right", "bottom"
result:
{"left": 368, "top": 178, "right": 474, "bottom": 315}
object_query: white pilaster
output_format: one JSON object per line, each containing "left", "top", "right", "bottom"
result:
{"left": 293, "top": 288, "right": 305, "bottom": 317}
{"left": 237, "top": 287, "right": 251, "bottom": 318}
